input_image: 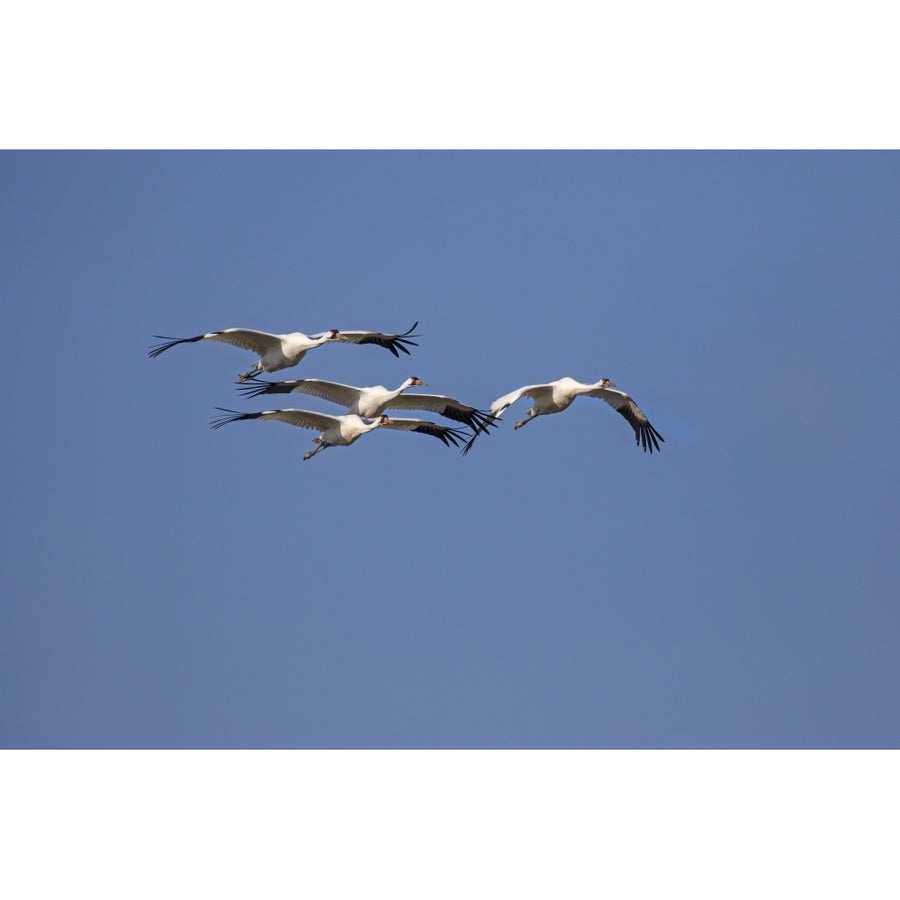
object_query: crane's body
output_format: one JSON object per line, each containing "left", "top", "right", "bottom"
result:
{"left": 464, "top": 377, "right": 664, "bottom": 455}
{"left": 149, "top": 322, "right": 419, "bottom": 381}
{"left": 237, "top": 376, "right": 494, "bottom": 432}
{"left": 211, "top": 406, "right": 468, "bottom": 460}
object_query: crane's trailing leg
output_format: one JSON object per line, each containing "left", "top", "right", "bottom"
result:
{"left": 513, "top": 414, "right": 537, "bottom": 430}
{"left": 238, "top": 364, "right": 261, "bottom": 382}
{"left": 302, "top": 442, "right": 327, "bottom": 461}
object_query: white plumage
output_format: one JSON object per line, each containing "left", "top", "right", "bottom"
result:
{"left": 463, "top": 376, "right": 664, "bottom": 455}
{"left": 151, "top": 321, "right": 668, "bottom": 463}
{"left": 149, "top": 322, "right": 418, "bottom": 381}
{"left": 237, "top": 375, "right": 494, "bottom": 432}
{"left": 210, "top": 407, "right": 469, "bottom": 460}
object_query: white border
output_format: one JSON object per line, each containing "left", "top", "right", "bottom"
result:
{"left": 2, "top": 751, "right": 897, "bottom": 898}
{"left": 3, "top": 2, "right": 898, "bottom": 148}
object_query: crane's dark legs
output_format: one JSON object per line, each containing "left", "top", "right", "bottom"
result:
{"left": 302, "top": 442, "right": 328, "bottom": 461}
{"left": 238, "top": 364, "right": 261, "bottom": 382}
{"left": 513, "top": 414, "right": 537, "bottom": 430}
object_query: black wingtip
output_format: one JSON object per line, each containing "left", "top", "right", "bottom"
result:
{"left": 392, "top": 322, "right": 420, "bottom": 356}
{"left": 460, "top": 412, "right": 499, "bottom": 456}
{"left": 636, "top": 424, "right": 665, "bottom": 453}
{"left": 148, "top": 336, "right": 180, "bottom": 358}
{"left": 209, "top": 407, "right": 254, "bottom": 430}
{"left": 440, "top": 426, "right": 469, "bottom": 449}
{"left": 147, "top": 333, "right": 205, "bottom": 358}
{"left": 461, "top": 432, "right": 480, "bottom": 456}
{"left": 235, "top": 379, "right": 274, "bottom": 398}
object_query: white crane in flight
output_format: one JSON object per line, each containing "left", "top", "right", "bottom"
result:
{"left": 149, "top": 322, "right": 419, "bottom": 381}
{"left": 237, "top": 375, "right": 494, "bottom": 433}
{"left": 211, "top": 406, "right": 469, "bottom": 460}
{"left": 462, "top": 377, "right": 664, "bottom": 455}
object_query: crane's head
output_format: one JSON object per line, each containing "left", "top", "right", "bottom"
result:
{"left": 600, "top": 378, "right": 616, "bottom": 388}
{"left": 327, "top": 329, "right": 341, "bottom": 341}
{"left": 407, "top": 376, "right": 428, "bottom": 387}
{"left": 378, "top": 414, "right": 391, "bottom": 425}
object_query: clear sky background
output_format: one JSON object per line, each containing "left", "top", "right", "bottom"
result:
{"left": 1, "top": 149, "right": 898, "bottom": 749}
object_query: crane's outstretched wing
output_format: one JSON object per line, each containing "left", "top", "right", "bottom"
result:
{"left": 149, "top": 328, "right": 282, "bottom": 359}
{"left": 462, "top": 381, "right": 665, "bottom": 455}
{"left": 461, "top": 383, "right": 552, "bottom": 455}
{"left": 380, "top": 417, "right": 469, "bottom": 447}
{"left": 490, "top": 383, "right": 555, "bottom": 417}
{"left": 210, "top": 407, "right": 343, "bottom": 432}
{"left": 237, "top": 378, "right": 363, "bottom": 407}
{"left": 336, "top": 322, "right": 419, "bottom": 357}
{"left": 384, "top": 392, "right": 495, "bottom": 431}
{"left": 586, "top": 386, "right": 665, "bottom": 453}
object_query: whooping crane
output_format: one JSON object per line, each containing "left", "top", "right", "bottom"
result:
{"left": 462, "top": 377, "right": 665, "bottom": 455}
{"left": 149, "top": 322, "right": 419, "bottom": 382}
{"left": 237, "top": 375, "right": 496, "bottom": 433}
{"left": 210, "top": 407, "right": 469, "bottom": 460}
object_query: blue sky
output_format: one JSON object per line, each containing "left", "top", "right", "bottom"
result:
{"left": 2, "top": 150, "right": 898, "bottom": 749}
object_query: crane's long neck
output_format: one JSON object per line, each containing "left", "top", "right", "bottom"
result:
{"left": 360, "top": 415, "right": 388, "bottom": 434}
{"left": 303, "top": 329, "right": 340, "bottom": 349}
{"left": 574, "top": 379, "right": 611, "bottom": 396}
{"left": 387, "top": 381, "right": 415, "bottom": 403}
